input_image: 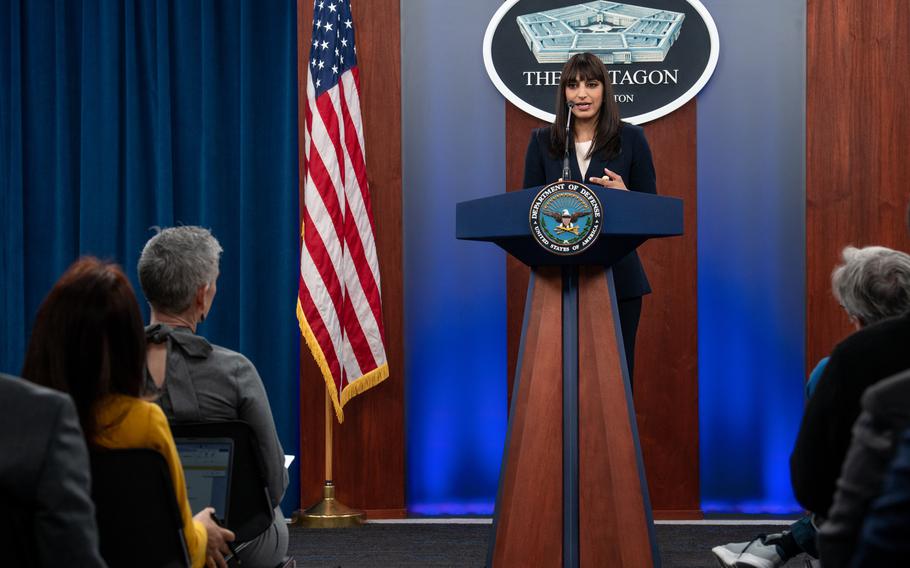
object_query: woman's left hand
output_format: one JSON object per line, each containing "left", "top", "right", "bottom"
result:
{"left": 589, "top": 167, "right": 628, "bottom": 190}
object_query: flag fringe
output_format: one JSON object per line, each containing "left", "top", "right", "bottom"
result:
{"left": 297, "top": 298, "right": 345, "bottom": 423}
{"left": 297, "top": 298, "right": 390, "bottom": 423}
{"left": 340, "top": 361, "right": 389, "bottom": 408}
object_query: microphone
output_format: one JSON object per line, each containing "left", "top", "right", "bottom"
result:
{"left": 562, "top": 101, "right": 575, "bottom": 181}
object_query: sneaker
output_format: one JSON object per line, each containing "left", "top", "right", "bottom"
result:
{"left": 735, "top": 534, "right": 785, "bottom": 568}
{"left": 711, "top": 541, "right": 750, "bottom": 568}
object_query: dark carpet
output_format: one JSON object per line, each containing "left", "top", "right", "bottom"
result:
{"left": 287, "top": 522, "right": 812, "bottom": 567}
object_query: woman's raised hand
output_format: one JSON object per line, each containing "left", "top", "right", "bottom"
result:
{"left": 588, "top": 167, "right": 628, "bottom": 190}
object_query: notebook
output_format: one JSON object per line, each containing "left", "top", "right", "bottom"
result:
{"left": 175, "top": 438, "right": 234, "bottom": 521}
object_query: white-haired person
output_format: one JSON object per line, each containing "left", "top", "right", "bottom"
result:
{"left": 138, "top": 226, "right": 288, "bottom": 568}
{"left": 713, "top": 245, "right": 910, "bottom": 568}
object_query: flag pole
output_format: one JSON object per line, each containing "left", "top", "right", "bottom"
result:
{"left": 296, "top": 0, "right": 386, "bottom": 530}
{"left": 325, "top": 389, "right": 332, "bottom": 481}
{"left": 294, "top": 389, "right": 365, "bottom": 528}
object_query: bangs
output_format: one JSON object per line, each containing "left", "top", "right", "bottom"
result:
{"left": 562, "top": 55, "right": 606, "bottom": 83}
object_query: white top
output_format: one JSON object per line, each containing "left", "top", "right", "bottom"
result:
{"left": 575, "top": 139, "right": 593, "bottom": 178}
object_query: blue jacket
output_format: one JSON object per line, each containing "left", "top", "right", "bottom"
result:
{"left": 522, "top": 123, "right": 656, "bottom": 299}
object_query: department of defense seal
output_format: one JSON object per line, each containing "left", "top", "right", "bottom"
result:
{"left": 529, "top": 181, "right": 603, "bottom": 255}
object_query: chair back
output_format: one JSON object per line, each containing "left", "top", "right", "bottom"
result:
{"left": 90, "top": 448, "right": 189, "bottom": 568}
{"left": 170, "top": 421, "right": 274, "bottom": 543}
{"left": 0, "top": 499, "right": 36, "bottom": 566}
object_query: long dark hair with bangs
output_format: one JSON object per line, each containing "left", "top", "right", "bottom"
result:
{"left": 22, "top": 257, "right": 146, "bottom": 445}
{"left": 549, "top": 52, "right": 622, "bottom": 161}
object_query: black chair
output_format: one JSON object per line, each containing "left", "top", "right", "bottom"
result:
{"left": 0, "top": 500, "right": 37, "bottom": 567}
{"left": 170, "top": 421, "right": 274, "bottom": 543}
{"left": 89, "top": 448, "right": 190, "bottom": 568}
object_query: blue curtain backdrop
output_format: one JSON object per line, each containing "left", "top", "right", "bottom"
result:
{"left": 0, "top": 0, "right": 300, "bottom": 513}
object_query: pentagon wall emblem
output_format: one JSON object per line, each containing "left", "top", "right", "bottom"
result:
{"left": 517, "top": 2, "right": 685, "bottom": 64}
{"left": 529, "top": 181, "right": 603, "bottom": 255}
{"left": 484, "top": 0, "right": 719, "bottom": 124}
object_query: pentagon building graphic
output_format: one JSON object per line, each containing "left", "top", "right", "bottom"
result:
{"left": 517, "top": 1, "right": 685, "bottom": 64}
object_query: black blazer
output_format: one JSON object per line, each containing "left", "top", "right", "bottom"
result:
{"left": 791, "top": 312, "right": 910, "bottom": 517}
{"left": 522, "top": 123, "right": 656, "bottom": 299}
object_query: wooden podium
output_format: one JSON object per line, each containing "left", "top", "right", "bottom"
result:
{"left": 456, "top": 186, "right": 683, "bottom": 567}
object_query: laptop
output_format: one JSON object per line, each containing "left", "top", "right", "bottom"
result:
{"left": 175, "top": 438, "right": 234, "bottom": 522}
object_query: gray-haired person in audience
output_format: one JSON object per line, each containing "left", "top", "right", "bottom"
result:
{"left": 817, "top": 211, "right": 910, "bottom": 567}
{"left": 713, "top": 245, "right": 910, "bottom": 568}
{"left": 138, "top": 226, "right": 288, "bottom": 568}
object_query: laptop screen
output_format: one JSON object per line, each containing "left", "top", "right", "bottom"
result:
{"left": 175, "top": 438, "right": 233, "bottom": 521}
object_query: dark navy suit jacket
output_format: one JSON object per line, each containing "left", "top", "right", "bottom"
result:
{"left": 522, "top": 123, "right": 656, "bottom": 300}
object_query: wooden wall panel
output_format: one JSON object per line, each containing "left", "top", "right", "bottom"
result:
{"left": 297, "top": 0, "right": 405, "bottom": 516}
{"left": 504, "top": 101, "right": 700, "bottom": 515}
{"left": 807, "top": 0, "right": 910, "bottom": 367}
{"left": 637, "top": 102, "right": 699, "bottom": 516}
{"left": 504, "top": 109, "right": 546, "bottom": 409}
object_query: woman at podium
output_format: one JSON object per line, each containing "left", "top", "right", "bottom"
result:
{"left": 522, "top": 52, "right": 657, "bottom": 379}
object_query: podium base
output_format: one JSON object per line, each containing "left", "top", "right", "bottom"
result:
{"left": 488, "top": 266, "right": 657, "bottom": 567}
{"left": 293, "top": 482, "right": 365, "bottom": 528}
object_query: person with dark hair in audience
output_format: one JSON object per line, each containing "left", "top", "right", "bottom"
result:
{"left": 713, "top": 245, "right": 910, "bottom": 568}
{"left": 21, "top": 257, "right": 234, "bottom": 568}
{"left": 138, "top": 226, "right": 289, "bottom": 568}
{"left": 0, "top": 373, "right": 107, "bottom": 567}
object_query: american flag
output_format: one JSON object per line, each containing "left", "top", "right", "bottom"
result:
{"left": 298, "top": 0, "right": 388, "bottom": 423}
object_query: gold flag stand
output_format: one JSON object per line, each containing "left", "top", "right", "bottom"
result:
{"left": 292, "top": 390, "right": 365, "bottom": 528}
